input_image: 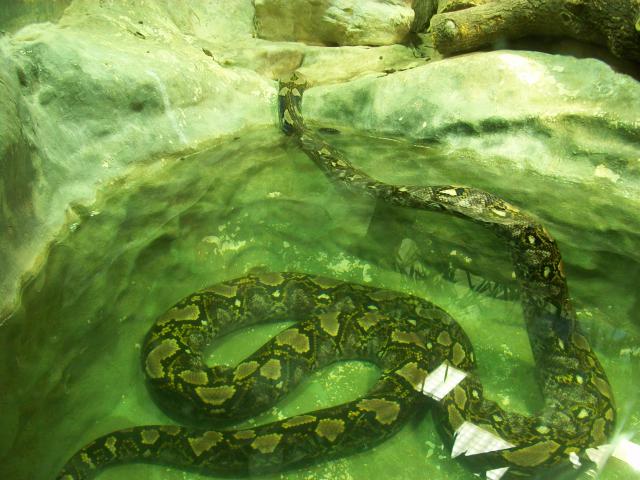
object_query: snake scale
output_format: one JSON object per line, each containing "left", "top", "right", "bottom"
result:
{"left": 57, "top": 72, "right": 615, "bottom": 479}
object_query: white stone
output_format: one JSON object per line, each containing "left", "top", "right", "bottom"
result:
{"left": 254, "top": 0, "right": 415, "bottom": 46}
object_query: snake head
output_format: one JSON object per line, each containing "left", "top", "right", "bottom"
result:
{"left": 286, "top": 71, "right": 309, "bottom": 91}
{"left": 278, "top": 71, "right": 308, "bottom": 135}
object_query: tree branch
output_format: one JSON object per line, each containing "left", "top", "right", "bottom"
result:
{"left": 428, "top": 0, "right": 640, "bottom": 62}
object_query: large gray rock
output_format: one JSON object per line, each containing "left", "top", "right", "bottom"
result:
{"left": 0, "top": 1, "right": 272, "bottom": 317}
{"left": 0, "top": 0, "right": 426, "bottom": 317}
{"left": 301, "top": 50, "right": 640, "bottom": 302}
{"left": 304, "top": 51, "right": 640, "bottom": 192}
{"left": 254, "top": 0, "right": 415, "bottom": 46}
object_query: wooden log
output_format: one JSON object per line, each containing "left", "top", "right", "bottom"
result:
{"left": 428, "top": 0, "right": 640, "bottom": 62}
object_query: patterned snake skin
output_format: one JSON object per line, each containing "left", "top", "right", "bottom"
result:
{"left": 56, "top": 73, "right": 615, "bottom": 479}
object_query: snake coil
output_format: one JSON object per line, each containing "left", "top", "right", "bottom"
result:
{"left": 56, "top": 73, "right": 614, "bottom": 479}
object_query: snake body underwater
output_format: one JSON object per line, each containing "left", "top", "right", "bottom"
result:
{"left": 57, "top": 73, "right": 615, "bottom": 479}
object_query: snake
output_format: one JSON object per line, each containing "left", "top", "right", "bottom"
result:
{"left": 56, "top": 72, "right": 615, "bottom": 479}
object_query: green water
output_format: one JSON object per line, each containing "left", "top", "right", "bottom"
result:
{"left": 1, "top": 127, "right": 639, "bottom": 480}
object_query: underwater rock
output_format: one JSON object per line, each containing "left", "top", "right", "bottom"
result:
{"left": 254, "top": 0, "right": 415, "bottom": 46}
{"left": 301, "top": 50, "right": 640, "bottom": 271}
{"left": 0, "top": 0, "right": 429, "bottom": 318}
{"left": 0, "top": 2, "right": 274, "bottom": 317}
{"left": 0, "top": 54, "right": 38, "bottom": 321}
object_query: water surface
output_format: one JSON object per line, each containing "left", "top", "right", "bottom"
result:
{"left": 1, "top": 127, "right": 638, "bottom": 480}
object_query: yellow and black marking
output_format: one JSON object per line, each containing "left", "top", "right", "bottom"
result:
{"left": 56, "top": 73, "right": 615, "bottom": 480}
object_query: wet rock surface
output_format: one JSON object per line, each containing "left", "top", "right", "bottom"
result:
{"left": 254, "top": 0, "right": 415, "bottom": 46}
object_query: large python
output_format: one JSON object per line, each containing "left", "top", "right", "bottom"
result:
{"left": 57, "top": 73, "right": 615, "bottom": 479}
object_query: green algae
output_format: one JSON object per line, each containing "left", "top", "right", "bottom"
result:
{"left": 0, "top": 127, "right": 639, "bottom": 480}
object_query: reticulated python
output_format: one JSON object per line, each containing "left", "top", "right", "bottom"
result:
{"left": 57, "top": 73, "right": 615, "bottom": 479}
